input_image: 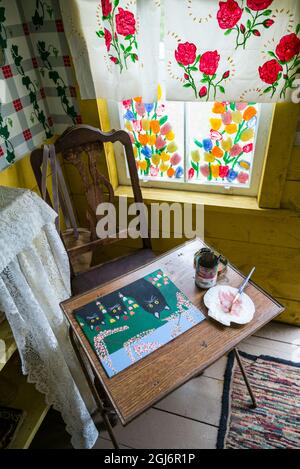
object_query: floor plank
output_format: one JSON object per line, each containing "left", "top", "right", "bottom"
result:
{"left": 94, "top": 437, "right": 132, "bottom": 449}
{"left": 154, "top": 375, "right": 223, "bottom": 427}
{"left": 238, "top": 335, "right": 300, "bottom": 363}
{"left": 253, "top": 322, "right": 300, "bottom": 345}
{"left": 204, "top": 332, "right": 300, "bottom": 380}
{"left": 97, "top": 325, "right": 300, "bottom": 449}
{"left": 102, "top": 408, "right": 218, "bottom": 449}
{"left": 203, "top": 356, "right": 227, "bottom": 380}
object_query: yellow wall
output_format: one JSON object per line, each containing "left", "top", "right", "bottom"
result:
{"left": 0, "top": 149, "right": 43, "bottom": 193}
{"left": 282, "top": 146, "right": 300, "bottom": 211}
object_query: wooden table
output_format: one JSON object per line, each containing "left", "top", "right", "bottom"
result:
{"left": 61, "top": 239, "right": 284, "bottom": 448}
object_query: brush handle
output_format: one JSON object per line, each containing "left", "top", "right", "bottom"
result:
{"left": 238, "top": 267, "right": 256, "bottom": 295}
{"left": 230, "top": 267, "right": 255, "bottom": 310}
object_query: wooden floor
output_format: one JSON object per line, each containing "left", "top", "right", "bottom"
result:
{"left": 31, "top": 322, "right": 300, "bottom": 450}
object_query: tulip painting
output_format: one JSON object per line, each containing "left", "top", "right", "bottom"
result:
{"left": 96, "top": 1, "right": 138, "bottom": 73}
{"left": 122, "top": 91, "right": 183, "bottom": 179}
{"left": 188, "top": 102, "right": 258, "bottom": 186}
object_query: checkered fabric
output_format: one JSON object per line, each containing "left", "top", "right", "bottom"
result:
{"left": 0, "top": 0, "right": 82, "bottom": 171}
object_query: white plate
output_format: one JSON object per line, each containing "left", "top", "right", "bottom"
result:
{"left": 204, "top": 285, "right": 255, "bottom": 326}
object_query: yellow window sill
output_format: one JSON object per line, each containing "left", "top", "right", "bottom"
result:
{"left": 115, "top": 185, "right": 295, "bottom": 217}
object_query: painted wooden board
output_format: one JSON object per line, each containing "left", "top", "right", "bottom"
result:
{"left": 74, "top": 269, "right": 206, "bottom": 378}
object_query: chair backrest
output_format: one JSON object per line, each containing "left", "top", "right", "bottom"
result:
{"left": 30, "top": 125, "right": 151, "bottom": 249}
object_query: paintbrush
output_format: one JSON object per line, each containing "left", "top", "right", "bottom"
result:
{"left": 229, "top": 267, "right": 255, "bottom": 312}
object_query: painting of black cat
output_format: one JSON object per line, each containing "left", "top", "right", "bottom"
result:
{"left": 76, "top": 277, "right": 170, "bottom": 330}
{"left": 117, "top": 278, "right": 170, "bottom": 319}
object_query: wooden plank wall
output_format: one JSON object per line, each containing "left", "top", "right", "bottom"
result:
{"left": 281, "top": 146, "right": 300, "bottom": 211}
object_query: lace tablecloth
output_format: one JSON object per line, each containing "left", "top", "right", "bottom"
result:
{"left": 0, "top": 186, "right": 98, "bottom": 449}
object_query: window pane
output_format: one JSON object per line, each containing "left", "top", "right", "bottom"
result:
{"left": 120, "top": 94, "right": 184, "bottom": 180}
{"left": 187, "top": 102, "right": 260, "bottom": 187}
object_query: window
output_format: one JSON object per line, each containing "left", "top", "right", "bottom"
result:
{"left": 105, "top": 5, "right": 274, "bottom": 197}
{"left": 108, "top": 96, "right": 273, "bottom": 197}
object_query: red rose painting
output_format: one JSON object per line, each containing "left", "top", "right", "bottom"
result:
{"left": 275, "top": 33, "right": 300, "bottom": 63}
{"left": 104, "top": 28, "right": 112, "bottom": 52}
{"left": 199, "top": 51, "right": 220, "bottom": 76}
{"left": 246, "top": 0, "right": 273, "bottom": 11}
{"left": 175, "top": 42, "right": 229, "bottom": 100}
{"left": 175, "top": 42, "right": 197, "bottom": 66}
{"left": 199, "top": 86, "right": 208, "bottom": 98}
{"left": 116, "top": 7, "right": 136, "bottom": 37}
{"left": 259, "top": 59, "right": 283, "bottom": 85}
{"left": 259, "top": 26, "right": 300, "bottom": 99}
{"left": 217, "top": 0, "right": 275, "bottom": 49}
{"left": 101, "top": 0, "right": 112, "bottom": 18}
{"left": 96, "top": 3, "right": 138, "bottom": 73}
{"left": 217, "top": 0, "right": 243, "bottom": 30}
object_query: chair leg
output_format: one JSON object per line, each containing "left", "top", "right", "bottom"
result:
{"left": 69, "top": 327, "right": 120, "bottom": 449}
{"left": 234, "top": 348, "right": 257, "bottom": 409}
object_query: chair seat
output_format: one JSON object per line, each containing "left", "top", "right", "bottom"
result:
{"left": 72, "top": 248, "right": 156, "bottom": 295}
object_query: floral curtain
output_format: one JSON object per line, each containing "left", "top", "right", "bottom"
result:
{"left": 0, "top": 0, "right": 81, "bottom": 171}
{"left": 60, "top": 0, "right": 161, "bottom": 102}
{"left": 166, "top": 0, "right": 300, "bottom": 103}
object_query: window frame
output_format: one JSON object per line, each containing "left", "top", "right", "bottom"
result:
{"left": 107, "top": 98, "right": 274, "bottom": 197}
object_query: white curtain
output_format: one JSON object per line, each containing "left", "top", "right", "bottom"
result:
{"left": 63, "top": 0, "right": 300, "bottom": 103}
{"left": 165, "top": 0, "right": 300, "bottom": 102}
{"left": 0, "top": 187, "right": 98, "bottom": 449}
{"left": 60, "top": 0, "right": 161, "bottom": 102}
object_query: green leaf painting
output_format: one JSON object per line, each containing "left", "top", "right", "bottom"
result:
{"left": 37, "top": 41, "right": 79, "bottom": 124}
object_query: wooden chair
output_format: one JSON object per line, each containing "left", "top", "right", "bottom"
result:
{"left": 30, "top": 125, "right": 156, "bottom": 296}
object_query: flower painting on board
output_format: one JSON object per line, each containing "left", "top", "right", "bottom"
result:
{"left": 188, "top": 101, "right": 259, "bottom": 187}
{"left": 122, "top": 92, "right": 259, "bottom": 188}
{"left": 121, "top": 86, "right": 184, "bottom": 180}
